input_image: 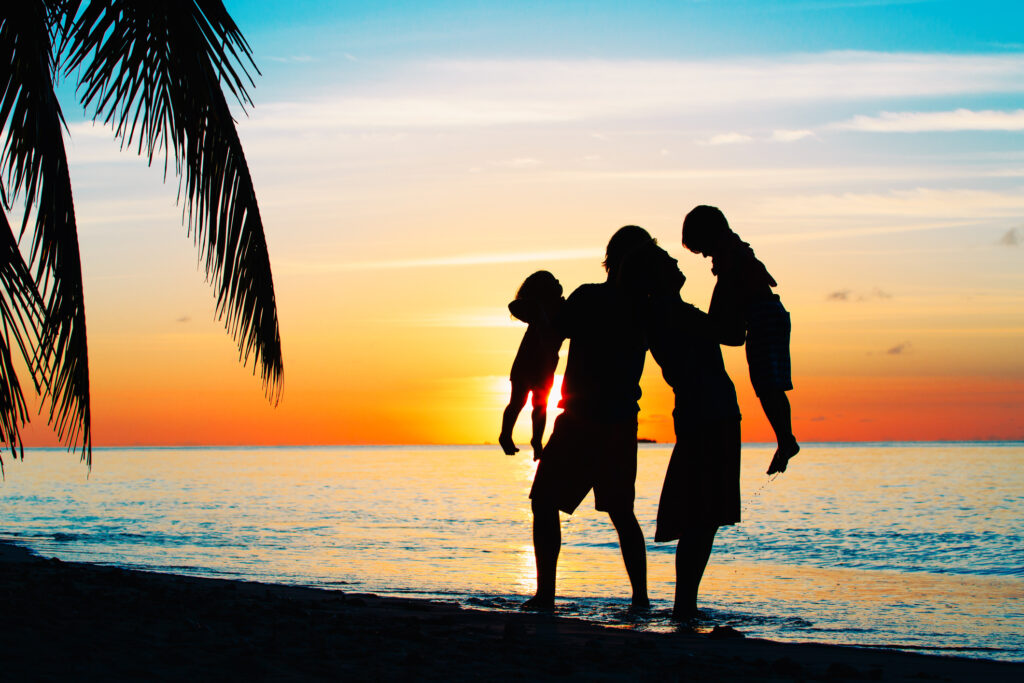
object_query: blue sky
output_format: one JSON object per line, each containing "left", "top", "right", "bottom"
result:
{"left": 225, "top": 1, "right": 1024, "bottom": 65}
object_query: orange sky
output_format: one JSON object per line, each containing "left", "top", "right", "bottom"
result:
{"left": 18, "top": 5, "right": 1024, "bottom": 448}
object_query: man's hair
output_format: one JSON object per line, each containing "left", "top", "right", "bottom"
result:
{"left": 603, "top": 225, "right": 654, "bottom": 277}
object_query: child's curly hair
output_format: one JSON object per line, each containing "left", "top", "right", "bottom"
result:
{"left": 515, "top": 270, "right": 562, "bottom": 301}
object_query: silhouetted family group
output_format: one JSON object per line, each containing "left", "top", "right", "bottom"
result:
{"left": 499, "top": 206, "right": 798, "bottom": 618}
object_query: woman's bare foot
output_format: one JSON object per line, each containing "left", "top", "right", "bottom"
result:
{"left": 671, "top": 604, "right": 700, "bottom": 621}
{"left": 520, "top": 594, "right": 554, "bottom": 611}
{"left": 767, "top": 438, "right": 800, "bottom": 474}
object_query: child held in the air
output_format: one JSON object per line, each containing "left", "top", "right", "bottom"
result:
{"left": 682, "top": 205, "right": 799, "bottom": 474}
{"left": 499, "top": 271, "right": 565, "bottom": 459}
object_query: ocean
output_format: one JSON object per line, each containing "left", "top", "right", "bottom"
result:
{"left": 0, "top": 442, "right": 1021, "bottom": 662}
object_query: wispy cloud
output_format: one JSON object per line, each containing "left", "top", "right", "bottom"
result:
{"left": 771, "top": 129, "right": 816, "bottom": 142}
{"left": 886, "top": 342, "right": 911, "bottom": 355}
{"left": 277, "top": 247, "right": 601, "bottom": 274}
{"left": 268, "top": 55, "right": 317, "bottom": 64}
{"left": 832, "top": 108, "right": 1024, "bottom": 133}
{"left": 238, "top": 52, "right": 1024, "bottom": 131}
{"left": 998, "top": 227, "right": 1020, "bottom": 246}
{"left": 826, "top": 288, "right": 892, "bottom": 302}
{"left": 758, "top": 188, "right": 1024, "bottom": 220}
{"left": 699, "top": 132, "right": 753, "bottom": 146}
{"left": 406, "top": 311, "right": 524, "bottom": 328}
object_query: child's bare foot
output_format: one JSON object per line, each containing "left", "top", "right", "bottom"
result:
{"left": 530, "top": 439, "right": 544, "bottom": 460}
{"left": 767, "top": 438, "right": 800, "bottom": 474}
{"left": 520, "top": 594, "right": 554, "bottom": 611}
{"left": 499, "top": 433, "right": 519, "bottom": 456}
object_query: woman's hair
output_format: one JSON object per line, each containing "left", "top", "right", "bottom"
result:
{"left": 618, "top": 242, "right": 681, "bottom": 297}
{"left": 603, "top": 225, "right": 655, "bottom": 278}
{"left": 682, "top": 205, "right": 732, "bottom": 254}
{"left": 516, "top": 270, "right": 562, "bottom": 301}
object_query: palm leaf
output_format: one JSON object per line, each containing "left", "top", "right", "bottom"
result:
{"left": 0, "top": 209, "right": 49, "bottom": 473}
{"left": 65, "top": 0, "right": 283, "bottom": 400}
{"left": 0, "top": 0, "right": 92, "bottom": 464}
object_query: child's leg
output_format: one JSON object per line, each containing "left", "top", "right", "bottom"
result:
{"left": 529, "top": 386, "right": 551, "bottom": 457}
{"left": 673, "top": 525, "right": 718, "bottom": 619}
{"left": 759, "top": 390, "right": 799, "bottom": 473}
{"left": 500, "top": 382, "right": 530, "bottom": 455}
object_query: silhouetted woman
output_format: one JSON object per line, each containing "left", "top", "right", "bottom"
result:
{"left": 621, "top": 243, "right": 741, "bottom": 619}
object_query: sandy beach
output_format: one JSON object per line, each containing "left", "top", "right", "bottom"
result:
{"left": 0, "top": 542, "right": 1019, "bottom": 681}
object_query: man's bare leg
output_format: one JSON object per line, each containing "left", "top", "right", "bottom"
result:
{"left": 608, "top": 508, "right": 650, "bottom": 610}
{"left": 522, "top": 499, "right": 560, "bottom": 610}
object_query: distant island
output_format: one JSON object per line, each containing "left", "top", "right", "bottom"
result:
{"left": 637, "top": 437, "right": 657, "bottom": 443}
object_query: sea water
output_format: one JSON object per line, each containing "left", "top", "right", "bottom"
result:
{"left": 0, "top": 443, "right": 1021, "bottom": 662}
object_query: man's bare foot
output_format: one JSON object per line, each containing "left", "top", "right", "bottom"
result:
{"left": 520, "top": 595, "right": 554, "bottom": 611}
{"left": 767, "top": 438, "right": 800, "bottom": 474}
{"left": 499, "top": 434, "right": 519, "bottom": 456}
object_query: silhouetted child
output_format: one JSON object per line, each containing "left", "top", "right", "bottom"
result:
{"left": 683, "top": 205, "right": 799, "bottom": 474}
{"left": 499, "top": 271, "right": 564, "bottom": 459}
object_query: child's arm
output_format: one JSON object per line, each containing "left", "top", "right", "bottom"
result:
{"left": 499, "top": 381, "right": 530, "bottom": 455}
{"left": 529, "top": 386, "right": 551, "bottom": 460}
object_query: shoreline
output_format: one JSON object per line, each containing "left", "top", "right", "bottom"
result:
{"left": 1, "top": 542, "right": 1020, "bottom": 681}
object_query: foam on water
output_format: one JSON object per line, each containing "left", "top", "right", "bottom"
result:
{"left": 0, "top": 442, "right": 1021, "bottom": 661}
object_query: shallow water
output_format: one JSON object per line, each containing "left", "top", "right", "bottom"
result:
{"left": 0, "top": 442, "right": 1021, "bottom": 661}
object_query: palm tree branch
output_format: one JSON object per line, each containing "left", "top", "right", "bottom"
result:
{"left": 0, "top": 208, "right": 50, "bottom": 471}
{"left": 66, "top": 0, "right": 282, "bottom": 399}
{"left": 0, "top": 0, "right": 92, "bottom": 463}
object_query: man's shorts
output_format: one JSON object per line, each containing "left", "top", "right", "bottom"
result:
{"left": 529, "top": 411, "right": 638, "bottom": 514}
{"left": 745, "top": 298, "right": 793, "bottom": 395}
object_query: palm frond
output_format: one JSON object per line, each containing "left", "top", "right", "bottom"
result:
{"left": 0, "top": 0, "right": 92, "bottom": 464}
{"left": 0, "top": 209, "right": 49, "bottom": 473}
{"left": 66, "top": 0, "right": 282, "bottom": 400}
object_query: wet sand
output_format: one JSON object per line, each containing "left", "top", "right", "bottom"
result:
{"left": 0, "top": 542, "right": 1019, "bottom": 681}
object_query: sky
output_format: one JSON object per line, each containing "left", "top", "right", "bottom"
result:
{"left": 24, "top": 0, "right": 1024, "bottom": 446}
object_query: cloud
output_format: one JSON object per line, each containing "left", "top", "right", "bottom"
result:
{"left": 886, "top": 342, "right": 911, "bottom": 355}
{"left": 758, "top": 188, "right": 1024, "bottom": 221}
{"left": 771, "top": 129, "right": 816, "bottom": 142}
{"left": 827, "top": 288, "right": 892, "bottom": 302}
{"left": 492, "top": 157, "right": 543, "bottom": 168}
{"left": 699, "top": 132, "right": 754, "bottom": 146}
{"left": 998, "top": 228, "right": 1020, "bottom": 246}
{"left": 407, "top": 311, "right": 523, "bottom": 328}
{"left": 267, "top": 55, "right": 317, "bottom": 64}
{"left": 832, "top": 108, "right": 1024, "bottom": 133}
{"left": 238, "top": 52, "right": 1024, "bottom": 132}
{"left": 277, "top": 247, "right": 601, "bottom": 274}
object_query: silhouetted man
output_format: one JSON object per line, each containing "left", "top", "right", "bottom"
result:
{"left": 523, "top": 225, "right": 652, "bottom": 611}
